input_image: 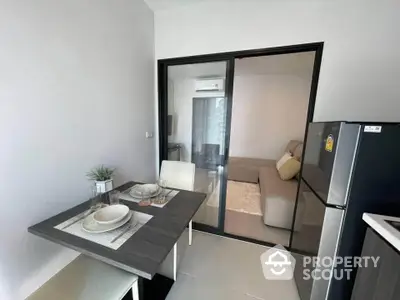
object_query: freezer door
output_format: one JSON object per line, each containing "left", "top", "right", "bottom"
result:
{"left": 302, "top": 123, "right": 337, "bottom": 204}
{"left": 302, "top": 122, "right": 360, "bottom": 206}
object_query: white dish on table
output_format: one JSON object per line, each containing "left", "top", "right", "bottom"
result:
{"left": 93, "top": 204, "right": 130, "bottom": 225}
{"left": 129, "top": 184, "right": 161, "bottom": 198}
{"left": 82, "top": 211, "right": 135, "bottom": 233}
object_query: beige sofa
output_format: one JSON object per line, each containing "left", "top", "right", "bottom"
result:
{"left": 227, "top": 140, "right": 305, "bottom": 231}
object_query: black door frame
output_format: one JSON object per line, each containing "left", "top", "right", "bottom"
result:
{"left": 158, "top": 42, "right": 324, "bottom": 249}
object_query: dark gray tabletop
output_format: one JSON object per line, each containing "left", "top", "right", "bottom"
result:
{"left": 28, "top": 182, "right": 206, "bottom": 280}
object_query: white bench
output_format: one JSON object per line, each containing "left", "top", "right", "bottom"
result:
{"left": 26, "top": 255, "right": 139, "bottom": 300}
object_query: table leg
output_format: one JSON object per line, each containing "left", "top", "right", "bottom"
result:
{"left": 173, "top": 242, "right": 177, "bottom": 281}
{"left": 189, "top": 220, "right": 192, "bottom": 246}
{"left": 131, "top": 280, "right": 139, "bottom": 300}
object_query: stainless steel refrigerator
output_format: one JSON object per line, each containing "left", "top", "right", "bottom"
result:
{"left": 291, "top": 122, "right": 400, "bottom": 300}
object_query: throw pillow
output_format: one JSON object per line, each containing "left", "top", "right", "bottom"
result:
{"left": 276, "top": 152, "right": 293, "bottom": 170}
{"left": 276, "top": 152, "right": 301, "bottom": 180}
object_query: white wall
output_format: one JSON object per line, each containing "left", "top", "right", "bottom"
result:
{"left": 0, "top": 1, "right": 154, "bottom": 299}
{"left": 230, "top": 74, "right": 311, "bottom": 159}
{"left": 154, "top": 0, "right": 400, "bottom": 122}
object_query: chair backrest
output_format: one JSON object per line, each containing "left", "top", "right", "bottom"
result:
{"left": 160, "top": 160, "right": 195, "bottom": 191}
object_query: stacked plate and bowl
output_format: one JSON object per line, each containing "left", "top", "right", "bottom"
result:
{"left": 128, "top": 184, "right": 162, "bottom": 199}
{"left": 82, "top": 204, "right": 135, "bottom": 234}
{"left": 81, "top": 184, "right": 162, "bottom": 233}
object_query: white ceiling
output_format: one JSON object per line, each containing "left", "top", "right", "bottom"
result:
{"left": 168, "top": 51, "right": 315, "bottom": 80}
{"left": 144, "top": 0, "right": 207, "bottom": 11}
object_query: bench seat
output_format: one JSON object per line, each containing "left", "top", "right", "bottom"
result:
{"left": 26, "top": 255, "right": 138, "bottom": 300}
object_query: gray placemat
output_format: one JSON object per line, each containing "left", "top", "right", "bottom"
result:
{"left": 120, "top": 185, "right": 179, "bottom": 208}
{"left": 55, "top": 210, "right": 152, "bottom": 250}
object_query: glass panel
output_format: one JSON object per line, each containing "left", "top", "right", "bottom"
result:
{"left": 166, "top": 61, "right": 228, "bottom": 228}
{"left": 222, "top": 53, "right": 316, "bottom": 246}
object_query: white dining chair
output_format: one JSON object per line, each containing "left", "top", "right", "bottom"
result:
{"left": 160, "top": 160, "right": 195, "bottom": 246}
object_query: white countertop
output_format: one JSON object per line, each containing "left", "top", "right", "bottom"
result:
{"left": 363, "top": 213, "right": 400, "bottom": 252}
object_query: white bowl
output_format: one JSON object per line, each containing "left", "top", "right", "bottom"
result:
{"left": 83, "top": 211, "right": 134, "bottom": 233}
{"left": 93, "top": 204, "right": 129, "bottom": 225}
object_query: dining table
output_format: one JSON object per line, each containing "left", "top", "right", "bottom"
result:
{"left": 28, "top": 181, "right": 206, "bottom": 300}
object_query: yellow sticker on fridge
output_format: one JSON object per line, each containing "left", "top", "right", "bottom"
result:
{"left": 325, "top": 134, "right": 334, "bottom": 152}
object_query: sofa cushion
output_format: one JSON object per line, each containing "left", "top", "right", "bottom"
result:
{"left": 227, "top": 163, "right": 259, "bottom": 183}
{"left": 227, "top": 157, "right": 275, "bottom": 183}
{"left": 259, "top": 166, "right": 298, "bottom": 212}
{"left": 229, "top": 157, "right": 275, "bottom": 168}
{"left": 285, "top": 140, "right": 302, "bottom": 155}
{"left": 293, "top": 143, "right": 304, "bottom": 161}
{"left": 263, "top": 194, "right": 305, "bottom": 231}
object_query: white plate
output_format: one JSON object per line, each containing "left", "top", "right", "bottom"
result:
{"left": 93, "top": 204, "right": 129, "bottom": 225}
{"left": 129, "top": 184, "right": 161, "bottom": 198}
{"left": 82, "top": 211, "right": 135, "bottom": 233}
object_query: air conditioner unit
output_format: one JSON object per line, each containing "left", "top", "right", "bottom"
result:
{"left": 195, "top": 79, "right": 225, "bottom": 91}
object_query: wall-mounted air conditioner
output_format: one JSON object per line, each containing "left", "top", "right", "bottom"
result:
{"left": 195, "top": 79, "right": 225, "bottom": 91}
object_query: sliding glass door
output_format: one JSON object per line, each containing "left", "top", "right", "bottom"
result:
{"left": 159, "top": 60, "right": 233, "bottom": 230}
{"left": 158, "top": 43, "right": 324, "bottom": 248}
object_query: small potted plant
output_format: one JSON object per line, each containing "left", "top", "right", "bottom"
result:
{"left": 87, "top": 165, "right": 115, "bottom": 193}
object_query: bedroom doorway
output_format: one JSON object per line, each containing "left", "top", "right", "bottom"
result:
{"left": 158, "top": 42, "right": 323, "bottom": 248}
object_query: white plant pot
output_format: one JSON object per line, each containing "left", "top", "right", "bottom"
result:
{"left": 95, "top": 179, "right": 113, "bottom": 194}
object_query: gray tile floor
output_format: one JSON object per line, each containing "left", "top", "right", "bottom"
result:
{"left": 225, "top": 210, "right": 291, "bottom": 247}
{"left": 166, "top": 231, "right": 300, "bottom": 300}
